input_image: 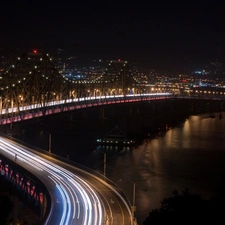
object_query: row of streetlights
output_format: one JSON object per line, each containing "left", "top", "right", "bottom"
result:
{"left": 96, "top": 150, "right": 136, "bottom": 225}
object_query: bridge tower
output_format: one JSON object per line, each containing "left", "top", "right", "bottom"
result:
{"left": 0, "top": 49, "right": 76, "bottom": 119}
{"left": 103, "top": 59, "right": 134, "bottom": 95}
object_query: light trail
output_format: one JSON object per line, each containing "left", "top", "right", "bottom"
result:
{"left": 0, "top": 137, "right": 104, "bottom": 225}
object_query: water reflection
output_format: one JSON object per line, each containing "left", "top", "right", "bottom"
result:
{"left": 11, "top": 111, "right": 225, "bottom": 224}
{"left": 104, "top": 112, "right": 225, "bottom": 224}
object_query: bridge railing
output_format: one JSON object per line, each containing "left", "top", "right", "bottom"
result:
{"left": 1, "top": 92, "right": 174, "bottom": 114}
{"left": 1, "top": 92, "right": 225, "bottom": 125}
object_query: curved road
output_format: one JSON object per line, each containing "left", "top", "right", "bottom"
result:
{"left": 0, "top": 136, "right": 134, "bottom": 225}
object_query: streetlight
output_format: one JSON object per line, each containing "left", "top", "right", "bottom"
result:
{"left": 95, "top": 150, "right": 106, "bottom": 177}
{"left": 120, "top": 178, "right": 136, "bottom": 225}
{"left": 130, "top": 179, "right": 136, "bottom": 225}
{"left": 41, "top": 131, "right": 51, "bottom": 153}
{"left": 100, "top": 150, "right": 106, "bottom": 177}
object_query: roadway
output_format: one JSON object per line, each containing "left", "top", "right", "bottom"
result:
{"left": 0, "top": 136, "right": 134, "bottom": 225}
{"left": 0, "top": 93, "right": 173, "bottom": 125}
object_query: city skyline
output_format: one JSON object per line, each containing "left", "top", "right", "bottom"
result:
{"left": 1, "top": 1, "right": 224, "bottom": 72}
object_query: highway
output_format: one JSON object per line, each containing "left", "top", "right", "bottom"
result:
{"left": 0, "top": 93, "right": 173, "bottom": 125}
{"left": 0, "top": 136, "right": 133, "bottom": 225}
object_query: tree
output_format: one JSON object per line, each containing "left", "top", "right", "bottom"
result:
{"left": 0, "top": 176, "right": 14, "bottom": 224}
{"left": 0, "top": 193, "right": 13, "bottom": 224}
{"left": 142, "top": 189, "right": 223, "bottom": 225}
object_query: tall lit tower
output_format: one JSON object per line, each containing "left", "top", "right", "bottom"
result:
{"left": 104, "top": 59, "right": 132, "bottom": 94}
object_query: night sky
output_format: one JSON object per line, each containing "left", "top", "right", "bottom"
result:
{"left": 1, "top": 1, "right": 225, "bottom": 71}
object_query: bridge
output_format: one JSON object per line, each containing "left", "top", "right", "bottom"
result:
{"left": 1, "top": 50, "right": 225, "bottom": 126}
{"left": 0, "top": 51, "right": 143, "bottom": 115}
{"left": 1, "top": 50, "right": 225, "bottom": 225}
{"left": 0, "top": 50, "right": 153, "bottom": 225}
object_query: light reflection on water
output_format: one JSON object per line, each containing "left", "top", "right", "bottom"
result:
{"left": 98, "top": 112, "right": 225, "bottom": 224}
{"left": 16, "top": 111, "right": 225, "bottom": 224}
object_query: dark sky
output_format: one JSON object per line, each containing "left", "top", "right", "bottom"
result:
{"left": 1, "top": 1, "right": 225, "bottom": 71}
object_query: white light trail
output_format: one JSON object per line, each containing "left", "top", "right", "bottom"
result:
{"left": 0, "top": 137, "right": 104, "bottom": 225}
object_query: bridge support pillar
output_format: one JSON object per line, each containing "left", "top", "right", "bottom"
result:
{"left": 109, "top": 107, "right": 115, "bottom": 117}
{"left": 129, "top": 105, "right": 133, "bottom": 116}
{"left": 151, "top": 102, "right": 156, "bottom": 113}
{"left": 68, "top": 113, "right": 73, "bottom": 121}
{"left": 81, "top": 110, "right": 88, "bottom": 118}
{"left": 99, "top": 107, "right": 105, "bottom": 119}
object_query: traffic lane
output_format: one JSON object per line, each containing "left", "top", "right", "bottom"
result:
{"left": 0, "top": 137, "right": 103, "bottom": 225}
{"left": 54, "top": 159, "right": 132, "bottom": 225}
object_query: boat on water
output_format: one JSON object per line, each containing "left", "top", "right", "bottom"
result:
{"left": 96, "top": 125, "right": 136, "bottom": 146}
{"left": 96, "top": 135, "right": 136, "bottom": 146}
